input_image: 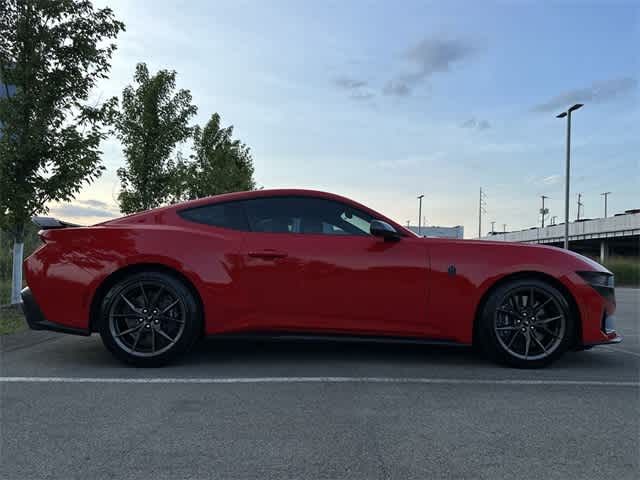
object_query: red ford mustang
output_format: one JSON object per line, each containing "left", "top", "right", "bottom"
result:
{"left": 22, "top": 189, "right": 620, "bottom": 367}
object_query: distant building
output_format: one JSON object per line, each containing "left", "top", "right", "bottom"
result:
{"left": 407, "top": 225, "right": 464, "bottom": 239}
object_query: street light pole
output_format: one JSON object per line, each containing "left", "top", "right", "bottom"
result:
{"left": 601, "top": 191, "right": 611, "bottom": 218}
{"left": 540, "top": 195, "right": 549, "bottom": 228}
{"left": 417, "top": 195, "right": 424, "bottom": 236}
{"left": 478, "top": 187, "right": 486, "bottom": 238}
{"left": 556, "top": 103, "right": 583, "bottom": 250}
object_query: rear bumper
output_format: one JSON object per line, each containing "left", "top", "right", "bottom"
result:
{"left": 21, "top": 287, "right": 90, "bottom": 336}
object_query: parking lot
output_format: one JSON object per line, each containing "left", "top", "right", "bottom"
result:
{"left": 1, "top": 288, "right": 638, "bottom": 480}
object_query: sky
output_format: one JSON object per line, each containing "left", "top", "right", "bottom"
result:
{"left": 50, "top": 0, "right": 639, "bottom": 237}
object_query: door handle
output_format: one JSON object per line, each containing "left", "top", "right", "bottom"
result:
{"left": 248, "top": 250, "right": 288, "bottom": 259}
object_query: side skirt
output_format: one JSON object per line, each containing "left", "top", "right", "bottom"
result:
{"left": 205, "top": 331, "right": 469, "bottom": 348}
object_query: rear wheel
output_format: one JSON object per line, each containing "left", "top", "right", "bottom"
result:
{"left": 99, "top": 271, "right": 201, "bottom": 367}
{"left": 477, "top": 278, "right": 575, "bottom": 368}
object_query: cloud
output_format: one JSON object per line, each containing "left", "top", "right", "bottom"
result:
{"left": 350, "top": 91, "right": 375, "bottom": 101}
{"left": 50, "top": 204, "right": 118, "bottom": 218}
{"left": 49, "top": 198, "right": 119, "bottom": 219}
{"left": 382, "top": 81, "right": 411, "bottom": 97}
{"left": 334, "top": 76, "right": 367, "bottom": 90}
{"left": 333, "top": 76, "right": 375, "bottom": 101}
{"left": 532, "top": 76, "right": 638, "bottom": 112}
{"left": 384, "top": 37, "right": 478, "bottom": 96}
{"left": 374, "top": 152, "right": 444, "bottom": 169}
{"left": 526, "top": 173, "right": 562, "bottom": 187}
{"left": 77, "top": 198, "right": 111, "bottom": 209}
{"left": 460, "top": 117, "right": 491, "bottom": 131}
{"left": 477, "top": 119, "right": 491, "bottom": 130}
{"left": 542, "top": 174, "right": 561, "bottom": 185}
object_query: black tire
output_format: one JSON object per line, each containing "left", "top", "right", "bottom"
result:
{"left": 98, "top": 271, "right": 201, "bottom": 367}
{"left": 476, "top": 278, "right": 576, "bottom": 368}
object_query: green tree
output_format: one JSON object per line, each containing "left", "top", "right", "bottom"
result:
{"left": 175, "top": 113, "right": 256, "bottom": 201}
{"left": 0, "top": 0, "right": 124, "bottom": 303}
{"left": 114, "top": 63, "right": 197, "bottom": 214}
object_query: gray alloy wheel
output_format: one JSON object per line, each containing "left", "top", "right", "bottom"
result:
{"left": 99, "top": 271, "right": 201, "bottom": 367}
{"left": 493, "top": 286, "right": 567, "bottom": 361}
{"left": 477, "top": 278, "right": 575, "bottom": 368}
{"left": 108, "top": 280, "right": 187, "bottom": 358}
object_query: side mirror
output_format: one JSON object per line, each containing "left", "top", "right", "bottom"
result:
{"left": 370, "top": 220, "right": 401, "bottom": 241}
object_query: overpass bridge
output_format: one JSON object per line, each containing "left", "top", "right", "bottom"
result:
{"left": 484, "top": 210, "right": 640, "bottom": 262}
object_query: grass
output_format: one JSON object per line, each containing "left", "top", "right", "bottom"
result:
{"left": 603, "top": 256, "right": 640, "bottom": 287}
{"left": 0, "top": 305, "right": 27, "bottom": 335}
{"left": 0, "top": 278, "right": 10, "bottom": 305}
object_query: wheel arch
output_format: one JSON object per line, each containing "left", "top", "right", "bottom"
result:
{"left": 472, "top": 271, "right": 582, "bottom": 347}
{"left": 89, "top": 263, "right": 204, "bottom": 334}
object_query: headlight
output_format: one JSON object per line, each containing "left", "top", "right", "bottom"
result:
{"left": 577, "top": 271, "right": 614, "bottom": 288}
{"left": 577, "top": 271, "right": 615, "bottom": 304}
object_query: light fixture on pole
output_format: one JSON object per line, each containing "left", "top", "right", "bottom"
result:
{"left": 556, "top": 103, "right": 583, "bottom": 249}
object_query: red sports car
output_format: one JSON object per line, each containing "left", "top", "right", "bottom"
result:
{"left": 22, "top": 189, "right": 620, "bottom": 367}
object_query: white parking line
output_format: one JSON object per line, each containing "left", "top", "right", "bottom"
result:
{"left": 0, "top": 376, "right": 637, "bottom": 387}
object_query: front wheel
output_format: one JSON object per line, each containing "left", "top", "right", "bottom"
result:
{"left": 99, "top": 271, "right": 201, "bottom": 367}
{"left": 477, "top": 278, "right": 576, "bottom": 368}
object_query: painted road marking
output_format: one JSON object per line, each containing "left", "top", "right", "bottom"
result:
{"left": 0, "top": 376, "right": 637, "bottom": 387}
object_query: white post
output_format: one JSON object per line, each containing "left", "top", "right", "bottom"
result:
{"left": 599, "top": 240, "right": 608, "bottom": 264}
{"left": 11, "top": 240, "right": 24, "bottom": 304}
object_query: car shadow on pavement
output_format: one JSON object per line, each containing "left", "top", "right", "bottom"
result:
{"left": 6, "top": 331, "right": 634, "bottom": 374}
{"left": 191, "top": 337, "right": 484, "bottom": 366}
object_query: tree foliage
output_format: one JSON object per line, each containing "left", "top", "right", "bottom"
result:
{"left": 173, "top": 113, "right": 256, "bottom": 201}
{"left": 0, "top": 0, "right": 124, "bottom": 239}
{"left": 113, "top": 63, "right": 197, "bottom": 214}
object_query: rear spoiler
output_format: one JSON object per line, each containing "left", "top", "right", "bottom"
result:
{"left": 32, "top": 216, "right": 82, "bottom": 230}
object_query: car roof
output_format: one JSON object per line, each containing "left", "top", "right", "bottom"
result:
{"left": 173, "top": 189, "right": 364, "bottom": 210}
{"left": 102, "top": 189, "right": 412, "bottom": 235}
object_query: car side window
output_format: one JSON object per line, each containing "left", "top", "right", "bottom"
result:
{"left": 243, "top": 197, "right": 373, "bottom": 236}
{"left": 178, "top": 202, "right": 249, "bottom": 231}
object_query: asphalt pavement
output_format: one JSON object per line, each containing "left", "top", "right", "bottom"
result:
{"left": 1, "top": 288, "right": 638, "bottom": 480}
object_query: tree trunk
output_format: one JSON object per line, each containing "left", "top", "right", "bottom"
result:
{"left": 10, "top": 225, "right": 25, "bottom": 305}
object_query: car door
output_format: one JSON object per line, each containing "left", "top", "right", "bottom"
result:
{"left": 239, "top": 196, "right": 434, "bottom": 337}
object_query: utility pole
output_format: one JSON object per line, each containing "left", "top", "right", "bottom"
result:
{"left": 417, "top": 195, "right": 424, "bottom": 236}
{"left": 490, "top": 221, "right": 496, "bottom": 234}
{"left": 540, "top": 195, "right": 549, "bottom": 228}
{"left": 601, "top": 191, "right": 611, "bottom": 218}
{"left": 577, "top": 193, "right": 583, "bottom": 221}
{"left": 478, "top": 187, "right": 487, "bottom": 237}
{"left": 556, "top": 103, "right": 583, "bottom": 249}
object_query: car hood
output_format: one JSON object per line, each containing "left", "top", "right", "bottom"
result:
{"left": 433, "top": 237, "right": 611, "bottom": 274}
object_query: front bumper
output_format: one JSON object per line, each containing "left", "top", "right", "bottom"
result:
{"left": 21, "top": 287, "right": 90, "bottom": 336}
{"left": 584, "top": 313, "right": 623, "bottom": 346}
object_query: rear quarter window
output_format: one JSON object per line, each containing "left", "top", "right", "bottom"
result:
{"left": 178, "top": 202, "right": 249, "bottom": 231}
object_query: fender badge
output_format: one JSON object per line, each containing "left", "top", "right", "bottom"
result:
{"left": 448, "top": 265, "right": 457, "bottom": 276}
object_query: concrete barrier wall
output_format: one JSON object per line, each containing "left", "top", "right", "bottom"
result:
{"left": 486, "top": 213, "right": 640, "bottom": 243}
